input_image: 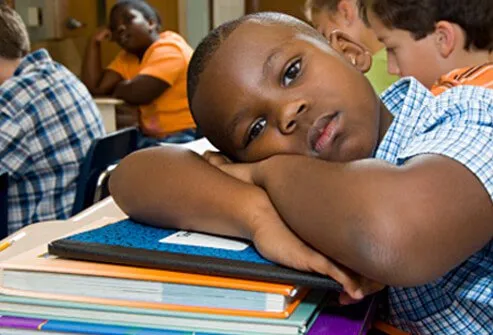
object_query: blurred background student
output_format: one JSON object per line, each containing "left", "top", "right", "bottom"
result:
{"left": 0, "top": 4, "right": 104, "bottom": 234}
{"left": 304, "top": 0, "right": 398, "bottom": 94}
{"left": 82, "top": 0, "right": 196, "bottom": 148}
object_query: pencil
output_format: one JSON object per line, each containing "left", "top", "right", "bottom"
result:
{"left": 0, "top": 231, "right": 26, "bottom": 252}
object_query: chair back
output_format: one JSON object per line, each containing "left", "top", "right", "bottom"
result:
{"left": 71, "top": 127, "right": 138, "bottom": 216}
{"left": 0, "top": 172, "right": 8, "bottom": 239}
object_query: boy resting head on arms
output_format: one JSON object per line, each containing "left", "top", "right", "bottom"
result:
{"left": 110, "top": 12, "right": 493, "bottom": 334}
{"left": 304, "top": 0, "right": 398, "bottom": 94}
{"left": 358, "top": 0, "right": 493, "bottom": 94}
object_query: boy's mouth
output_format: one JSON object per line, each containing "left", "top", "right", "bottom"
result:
{"left": 308, "top": 113, "right": 340, "bottom": 154}
{"left": 118, "top": 33, "right": 130, "bottom": 45}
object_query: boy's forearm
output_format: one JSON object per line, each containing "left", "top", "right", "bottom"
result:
{"left": 109, "top": 146, "right": 273, "bottom": 240}
{"left": 113, "top": 76, "right": 169, "bottom": 106}
{"left": 81, "top": 40, "right": 106, "bottom": 95}
{"left": 253, "top": 154, "right": 493, "bottom": 286}
{"left": 253, "top": 155, "right": 404, "bottom": 283}
{"left": 113, "top": 80, "right": 150, "bottom": 105}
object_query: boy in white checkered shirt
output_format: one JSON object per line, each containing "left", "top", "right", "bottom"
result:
{"left": 111, "top": 13, "right": 493, "bottom": 334}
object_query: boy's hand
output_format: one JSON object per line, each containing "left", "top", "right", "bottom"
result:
{"left": 203, "top": 151, "right": 257, "bottom": 185}
{"left": 204, "top": 151, "right": 386, "bottom": 301}
{"left": 92, "top": 28, "right": 112, "bottom": 43}
{"left": 249, "top": 201, "right": 385, "bottom": 303}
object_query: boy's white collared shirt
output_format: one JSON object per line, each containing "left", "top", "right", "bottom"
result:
{"left": 376, "top": 77, "right": 493, "bottom": 334}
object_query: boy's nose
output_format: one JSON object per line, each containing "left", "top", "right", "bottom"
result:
{"left": 387, "top": 58, "right": 401, "bottom": 76}
{"left": 277, "top": 99, "right": 307, "bottom": 134}
{"left": 117, "top": 24, "right": 126, "bottom": 34}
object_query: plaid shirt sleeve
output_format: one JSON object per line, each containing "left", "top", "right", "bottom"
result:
{"left": 0, "top": 112, "right": 31, "bottom": 176}
{"left": 0, "top": 49, "right": 105, "bottom": 233}
{"left": 379, "top": 79, "right": 493, "bottom": 334}
{"left": 398, "top": 87, "right": 493, "bottom": 199}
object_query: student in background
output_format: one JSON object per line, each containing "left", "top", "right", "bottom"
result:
{"left": 359, "top": 0, "right": 493, "bottom": 95}
{"left": 110, "top": 13, "right": 493, "bottom": 334}
{"left": 82, "top": 0, "right": 196, "bottom": 147}
{"left": 304, "top": 0, "right": 398, "bottom": 94}
{"left": 0, "top": 5, "right": 105, "bottom": 234}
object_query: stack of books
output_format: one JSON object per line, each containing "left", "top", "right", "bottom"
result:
{"left": 0, "top": 218, "right": 375, "bottom": 334}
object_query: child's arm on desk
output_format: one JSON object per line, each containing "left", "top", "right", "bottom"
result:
{"left": 212, "top": 154, "right": 493, "bottom": 287}
{"left": 109, "top": 146, "right": 379, "bottom": 300}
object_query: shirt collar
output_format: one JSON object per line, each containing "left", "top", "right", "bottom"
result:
{"left": 375, "top": 77, "right": 434, "bottom": 159}
{"left": 13, "top": 49, "right": 52, "bottom": 77}
{"left": 380, "top": 77, "right": 433, "bottom": 119}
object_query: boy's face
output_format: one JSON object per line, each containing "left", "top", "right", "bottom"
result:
{"left": 366, "top": 9, "right": 443, "bottom": 89}
{"left": 109, "top": 6, "right": 156, "bottom": 53}
{"left": 192, "top": 21, "right": 383, "bottom": 163}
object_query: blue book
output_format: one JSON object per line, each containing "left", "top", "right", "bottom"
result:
{"left": 0, "top": 289, "right": 327, "bottom": 335}
{"left": 48, "top": 219, "right": 341, "bottom": 290}
{"left": 0, "top": 315, "right": 218, "bottom": 334}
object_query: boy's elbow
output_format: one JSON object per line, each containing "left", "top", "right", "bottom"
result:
{"left": 114, "top": 89, "right": 156, "bottom": 105}
{"left": 86, "top": 84, "right": 111, "bottom": 97}
{"left": 365, "top": 219, "right": 449, "bottom": 287}
{"left": 109, "top": 153, "right": 140, "bottom": 216}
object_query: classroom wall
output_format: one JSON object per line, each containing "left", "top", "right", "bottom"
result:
{"left": 20, "top": 0, "right": 180, "bottom": 77}
{"left": 246, "top": 0, "right": 306, "bottom": 20}
{"left": 184, "top": 0, "right": 209, "bottom": 49}
{"left": 29, "top": 0, "right": 100, "bottom": 77}
{"left": 12, "top": 0, "right": 307, "bottom": 76}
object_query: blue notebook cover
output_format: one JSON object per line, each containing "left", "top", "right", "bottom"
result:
{"left": 0, "top": 315, "right": 219, "bottom": 334}
{"left": 48, "top": 219, "right": 341, "bottom": 290}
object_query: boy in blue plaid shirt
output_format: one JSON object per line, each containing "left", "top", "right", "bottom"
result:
{"left": 0, "top": 5, "right": 105, "bottom": 233}
{"left": 111, "top": 13, "right": 492, "bottom": 334}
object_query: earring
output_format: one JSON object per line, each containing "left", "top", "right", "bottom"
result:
{"left": 350, "top": 56, "right": 356, "bottom": 66}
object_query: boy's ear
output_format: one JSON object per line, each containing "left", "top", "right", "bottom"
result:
{"left": 147, "top": 19, "right": 158, "bottom": 32}
{"left": 328, "top": 30, "right": 372, "bottom": 73}
{"left": 337, "top": 0, "right": 356, "bottom": 26}
{"left": 434, "top": 21, "right": 456, "bottom": 58}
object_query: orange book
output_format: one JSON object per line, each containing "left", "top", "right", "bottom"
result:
{"left": 0, "top": 243, "right": 307, "bottom": 319}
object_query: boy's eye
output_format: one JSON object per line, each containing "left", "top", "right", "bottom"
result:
{"left": 245, "top": 118, "right": 267, "bottom": 147}
{"left": 282, "top": 59, "right": 302, "bottom": 87}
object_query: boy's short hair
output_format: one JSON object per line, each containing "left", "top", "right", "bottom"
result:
{"left": 304, "top": 0, "right": 364, "bottom": 21}
{"left": 187, "top": 12, "right": 325, "bottom": 115}
{"left": 304, "top": 0, "right": 341, "bottom": 21}
{"left": 0, "top": 5, "right": 30, "bottom": 59}
{"left": 110, "top": 0, "right": 162, "bottom": 31}
{"left": 359, "top": 0, "right": 493, "bottom": 52}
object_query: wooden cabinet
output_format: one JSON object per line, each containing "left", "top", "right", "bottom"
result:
{"left": 245, "top": 0, "right": 307, "bottom": 21}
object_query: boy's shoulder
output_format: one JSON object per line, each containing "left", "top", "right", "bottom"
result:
{"left": 1, "top": 50, "right": 93, "bottom": 115}
{"left": 383, "top": 77, "right": 493, "bottom": 118}
{"left": 431, "top": 62, "right": 493, "bottom": 95}
{"left": 378, "top": 77, "right": 493, "bottom": 159}
{"left": 150, "top": 31, "right": 193, "bottom": 57}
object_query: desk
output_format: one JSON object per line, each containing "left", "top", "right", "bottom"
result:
{"left": 93, "top": 97, "right": 124, "bottom": 133}
{"left": 0, "top": 197, "right": 126, "bottom": 262}
{"left": 0, "top": 197, "right": 397, "bottom": 335}
{"left": 0, "top": 140, "right": 216, "bottom": 260}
